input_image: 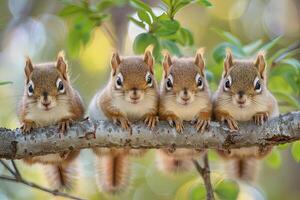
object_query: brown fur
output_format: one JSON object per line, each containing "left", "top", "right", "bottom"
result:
{"left": 18, "top": 52, "right": 85, "bottom": 190}
{"left": 89, "top": 49, "right": 159, "bottom": 193}
{"left": 157, "top": 50, "right": 211, "bottom": 174}
{"left": 213, "top": 49, "right": 279, "bottom": 182}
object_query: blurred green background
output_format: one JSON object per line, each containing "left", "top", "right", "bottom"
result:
{"left": 0, "top": 0, "right": 300, "bottom": 199}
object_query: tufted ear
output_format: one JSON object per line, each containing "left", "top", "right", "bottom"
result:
{"left": 195, "top": 48, "right": 205, "bottom": 76}
{"left": 254, "top": 51, "right": 266, "bottom": 79}
{"left": 24, "top": 57, "right": 33, "bottom": 83}
{"left": 56, "top": 51, "right": 68, "bottom": 80}
{"left": 162, "top": 51, "right": 172, "bottom": 78}
{"left": 223, "top": 48, "right": 234, "bottom": 77}
{"left": 144, "top": 45, "right": 154, "bottom": 74}
{"left": 111, "top": 52, "right": 121, "bottom": 76}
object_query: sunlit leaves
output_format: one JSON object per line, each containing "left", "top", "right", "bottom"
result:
{"left": 0, "top": 81, "right": 13, "bottom": 86}
{"left": 215, "top": 179, "right": 239, "bottom": 200}
{"left": 291, "top": 141, "right": 300, "bottom": 162}
{"left": 133, "top": 33, "right": 160, "bottom": 58}
{"left": 265, "top": 148, "right": 282, "bottom": 169}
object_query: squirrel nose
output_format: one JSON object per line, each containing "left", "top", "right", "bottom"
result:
{"left": 42, "top": 102, "right": 50, "bottom": 107}
{"left": 181, "top": 96, "right": 191, "bottom": 101}
{"left": 42, "top": 92, "right": 48, "bottom": 101}
{"left": 237, "top": 91, "right": 244, "bottom": 99}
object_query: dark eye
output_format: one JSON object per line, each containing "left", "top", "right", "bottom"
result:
{"left": 224, "top": 76, "right": 232, "bottom": 91}
{"left": 56, "top": 78, "right": 65, "bottom": 93}
{"left": 195, "top": 73, "right": 203, "bottom": 89}
{"left": 254, "top": 77, "right": 261, "bottom": 93}
{"left": 27, "top": 80, "right": 34, "bottom": 96}
{"left": 115, "top": 73, "right": 123, "bottom": 89}
{"left": 145, "top": 72, "right": 153, "bottom": 86}
{"left": 166, "top": 74, "right": 173, "bottom": 91}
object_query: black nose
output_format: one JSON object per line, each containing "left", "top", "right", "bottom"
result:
{"left": 42, "top": 92, "right": 48, "bottom": 101}
{"left": 183, "top": 88, "right": 188, "bottom": 95}
{"left": 132, "top": 87, "right": 138, "bottom": 95}
{"left": 238, "top": 91, "right": 244, "bottom": 99}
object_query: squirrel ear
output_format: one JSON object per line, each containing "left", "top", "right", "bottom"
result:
{"left": 24, "top": 57, "right": 33, "bottom": 82}
{"left": 144, "top": 45, "right": 154, "bottom": 74}
{"left": 56, "top": 51, "right": 68, "bottom": 80}
{"left": 254, "top": 51, "right": 266, "bottom": 79}
{"left": 162, "top": 51, "right": 172, "bottom": 78}
{"left": 111, "top": 52, "right": 121, "bottom": 76}
{"left": 224, "top": 48, "right": 234, "bottom": 76}
{"left": 195, "top": 48, "right": 205, "bottom": 76}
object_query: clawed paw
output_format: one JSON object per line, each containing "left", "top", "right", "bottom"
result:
{"left": 144, "top": 114, "right": 158, "bottom": 130}
{"left": 167, "top": 117, "right": 184, "bottom": 133}
{"left": 253, "top": 112, "right": 269, "bottom": 125}
{"left": 193, "top": 118, "right": 210, "bottom": 133}
{"left": 58, "top": 120, "right": 71, "bottom": 137}
{"left": 21, "top": 122, "right": 35, "bottom": 134}
{"left": 112, "top": 116, "right": 131, "bottom": 131}
{"left": 221, "top": 115, "right": 238, "bottom": 132}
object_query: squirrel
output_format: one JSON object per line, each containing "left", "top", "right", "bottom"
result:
{"left": 156, "top": 49, "right": 212, "bottom": 173}
{"left": 88, "top": 47, "right": 159, "bottom": 193}
{"left": 18, "top": 51, "right": 85, "bottom": 190}
{"left": 213, "top": 49, "right": 279, "bottom": 182}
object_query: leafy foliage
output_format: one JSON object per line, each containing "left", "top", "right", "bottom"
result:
{"left": 0, "top": 81, "right": 13, "bottom": 86}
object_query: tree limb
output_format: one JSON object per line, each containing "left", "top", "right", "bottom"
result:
{"left": 0, "top": 112, "right": 300, "bottom": 159}
{"left": 193, "top": 154, "right": 215, "bottom": 200}
{"left": 0, "top": 159, "right": 84, "bottom": 200}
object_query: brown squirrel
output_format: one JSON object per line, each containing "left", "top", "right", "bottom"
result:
{"left": 157, "top": 49, "right": 212, "bottom": 173}
{"left": 18, "top": 51, "right": 85, "bottom": 190}
{"left": 213, "top": 49, "right": 279, "bottom": 181}
{"left": 88, "top": 47, "right": 159, "bottom": 193}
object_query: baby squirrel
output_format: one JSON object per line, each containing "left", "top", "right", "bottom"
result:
{"left": 213, "top": 49, "right": 279, "bottom": 181}
{"left": 88, "top": 47, "right": 159, "bottom": 193}
{"left": 18, "top": 52, "right": 85, "bottom": 190}
{"left": 157, "top": 49, "right": 212, "bottom": 173}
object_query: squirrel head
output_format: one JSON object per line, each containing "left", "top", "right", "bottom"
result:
{"left": 219, "top": 48, "right": 267, "bottom": 108}
{"left": 161, "top": 48, "right": 209, "bottom": 105}
{"left": 109, "top": 47, "right": 157, "bottom": 104}
{"left": 23, "top": 51, "right": 72, "bottom": 111}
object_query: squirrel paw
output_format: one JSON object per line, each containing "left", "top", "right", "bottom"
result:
{"left": 21, "top": 122, "right": 35, "bottom": 134}
{"left": 58, "top": 119, "right": 71, "bottom": 135}
{"left": 192, "top": 112, "right": 211, "bottom": 133}
{"left": 221, "top": 115, "right": 238, "bottom": 132}
{"left": 253, "top": 112, "right": 269, "bottom": 125}
{"left": 112, "top": 116, "right": 131, "bottom": 131}
{"left": 144, "top": 114, "right": 158, "bottom": 129}
{"left": 167, "top": 116, "right": 184, "bottom": 133}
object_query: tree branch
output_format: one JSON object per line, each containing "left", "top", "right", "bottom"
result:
{"left": 0, "top": 159, "right": 84, "bottom": 200}
{"left": 0, "top": 112, "right": 300, "bottom": 159}
{"left": 193, "top": 154, "right": 215, "bottom": 200}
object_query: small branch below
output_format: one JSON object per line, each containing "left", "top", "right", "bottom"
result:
{"left": 0, "top": 159, "right": 84, "bottom": 200}
{"left": 193, "top": 154, "right": 215, "bottom": 200}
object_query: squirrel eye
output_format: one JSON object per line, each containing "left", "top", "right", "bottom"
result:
{"left": 224, "top": 76, "right": 232, "bottom": 91}
{"left": 166, "top": 74, "right": 173, "bottom": 91}
{"left": 27, "top": 80, "right": 34, "bottom": 96}
{"left": 254, "top": 77, "right": 262, "bottom": 93}
{"left": 195, "top": 73, "right": 203, "bottom": 89}
{"left": 145, "top": 72, "right": 153, "bottom": 87}
{"left": 115, "top": 73, "right": 123, "bottom": 89}
{"left": 56, "top": 78, "right": 65, "bottom": 93}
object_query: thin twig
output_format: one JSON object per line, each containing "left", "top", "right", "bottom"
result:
{"left": 193, "top": 153, "right": 215, "bottom": 200}
{"left": 0, "top": 159, "right": 85, "bottom": 200}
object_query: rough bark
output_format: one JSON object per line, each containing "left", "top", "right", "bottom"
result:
{"left": 0, "top": 112, "right": 299, "bottom": 159}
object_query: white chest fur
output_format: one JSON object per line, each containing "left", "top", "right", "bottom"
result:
{"left": 25, "top": 102, "right": 72, "bottom": 127}
{"left": 112, "top": 95, "right": 156, "bottom": 121}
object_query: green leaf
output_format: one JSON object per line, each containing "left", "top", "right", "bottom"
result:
{"left": 96, "top": 0, "right": 126, "bottom": 11}
{"left": 0, "top": 81, "right": 13, "bottom": 85}
{"left": 130, "top": 0, "right": 156, "bottom": 20}
{"left": 278, "top": 143, "right": 290, "bottom": 150}
{"left": 154, "top": 20, "right": 180, "bottom": 36}
{"left": 129, "top": 16, "right": 146, "bottom": 29}
{"left": 212, "top": 28, "right": 242, "bottom": 48}
{"left": 161, "top": 40, "right": 182, "bottom": 56}
{"left": 197, "top": 0, "right": 213, "bottom": 7}
{"left": 189, "top": 185, "right": 206, "bottom": 200}
{"left": 215, "top": 179, "right": 239, "bottom": 200}
{"left": 133, "top": 33, "right": 160, "bottom": 58}
{"left": 265, "top": 148, "right": 282, "bottom": 169}
{"left": 243, "top": 39, "right": 263, "bottom": 55}
{"left": 260, "top": 36, "right": 281, "bottom": 52}
{"left": 272, "top": 91, "right": 300, "bottom": 109}
{"left": 179, "top": 27, "right": 194, "bottom": 45}
{"left": 137, "top": 10, "right": 152, "bottom": 25}
{"left": 291, "top": 141, "right": 300, "bottom": 162}
{"left": 59, "top": 4, "right": 85, "bottom": 17}
{"left": 161, "top": 0, "right": 171, "bottom": 7}
{"left": 212, "top": 42, "right": 244, "bottom": 63}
